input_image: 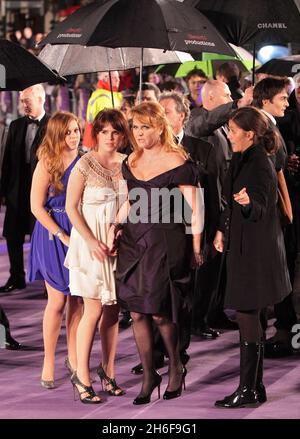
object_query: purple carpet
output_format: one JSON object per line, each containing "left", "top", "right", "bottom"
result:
{"left": 0, "top": 225, "right": 300, "bottom": 419}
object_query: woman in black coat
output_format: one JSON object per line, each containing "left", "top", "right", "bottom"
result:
{"left": 213, "top": 107, "right": 291, "bottom": 408}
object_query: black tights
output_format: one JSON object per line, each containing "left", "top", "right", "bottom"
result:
{"left": 236, "top": 309, "right": 264, "bottom": 343}
{"left": 130, "top": 311, "right": 182, "bottom": 395}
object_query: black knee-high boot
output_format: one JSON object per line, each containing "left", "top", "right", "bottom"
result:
{"left": 215, "top": 341, "right": 261, "bottom": 408}
{"left": 256, "top": 342, "right": 267, "bottom": 403}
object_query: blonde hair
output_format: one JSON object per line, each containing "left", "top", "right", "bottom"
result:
{"left": 130, "top": 101, "right": 188, "bottom": 166}
{"left": 37, "top": 111, "right": 81, "bottom": 193}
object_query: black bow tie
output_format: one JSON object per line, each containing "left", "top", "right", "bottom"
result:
{"left": 27, "top": 117, "right": 40, "bottom": 126}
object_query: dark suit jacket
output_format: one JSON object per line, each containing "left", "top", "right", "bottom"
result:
{"left": 185, "top": 105, "right": 234, "bottom": 204}
{"left": 0, "top": 113, "right": 49, "bottom": 237}
{"left": 182, "top": 134, "right": 220, "bottom": 243}
{"left": 185, "top": 101, "right": 236, "bottom": 138}
{"left": 268, "top": 119, "right": 287, "bottom": 172}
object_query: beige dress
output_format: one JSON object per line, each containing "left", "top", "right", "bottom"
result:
{"left": 64, "top": 152, "right": 127, "bottom": 303}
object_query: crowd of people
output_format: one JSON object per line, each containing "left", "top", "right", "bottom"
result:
{"left": 0, "top": 56, "right": 300, "bottom": 409}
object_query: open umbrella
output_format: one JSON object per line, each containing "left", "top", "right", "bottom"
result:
{"left": 201, "top": 44, "right": 260, "bottom": 71}
{"left": 156, "top": 43, "right": 260, "bottom": 77}
{"left": 191, "top": 0, "right": 300, "bottom": 81}
{"left": 39, "top": 0, "right": 236, "bottom": 101}
{"left": 38, "top": 44, "right": 194, "bottom": 76}
{"left": 39, "top": 0, "right": 236, "bottom": 56}
{"left": 255, "top": 56, "right": 300, "bottom": 77}
{"left": 192, "top": 0, "right": 300, "bottom": 46}
{"left": 0, "top": 39, "right": 65, "bottom": 91}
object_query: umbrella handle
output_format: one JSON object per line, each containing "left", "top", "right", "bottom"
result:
{"left": 252, "top": 42, "right": 256, "bottom": 86}
{"left": 138, "top": 48, "right": 144, "bottom": 104}
{"left": 108, "top": 71, "right": 115, "bottom": 108}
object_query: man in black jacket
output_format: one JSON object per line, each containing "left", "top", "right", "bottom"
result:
{"left": 0, "top": 84, "right": 49, "bottom": 293}
{"left": 253, "top": 76, "right": 298, "bottom": 358}
{"left": 186, "top": 80, "right": 253, "bottom": 201}
{"left": 0, "top": 305, "right": 20, "bottom": 349}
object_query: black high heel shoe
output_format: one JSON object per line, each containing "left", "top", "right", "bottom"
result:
{"left": 133, "top": 371, "right": 162, "bottom": 405}
{"left": 71, "top": 372, "right": 102, "bottom": 404}
{"left": 64, "top": 357, "right": 75, "bottom": 376}
{"left": 163, "top": 366, "right": 187, "bottom": 400}
{"left": 96, "top": 364, "right": 125, "bottom": 396}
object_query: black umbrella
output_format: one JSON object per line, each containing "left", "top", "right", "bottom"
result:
{"left": 255, "top": 56, "right": 300, "bottom": 77}
{"left": 0, "top": 39, "right": 65, "bottom": 91}
{"left": 39, "top": 0, "right": 236, "bottom": 57}
{"left": 190, "top": 0, "right": 300, "bottom": 82}
{"left": 192, "top": 0, "right": 300, "bottom": 46}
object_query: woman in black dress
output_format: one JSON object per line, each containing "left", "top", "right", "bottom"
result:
{"left": 113, "top": 102, "right": 204, "bottom": 404}
{"left": 213, "top": 107, "right": 291, "bottom": 408}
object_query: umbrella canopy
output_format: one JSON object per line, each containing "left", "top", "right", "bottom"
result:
{"left": 201, "top": 44, "right": 260, "bottom": 70}
{"left": 192, "top": 0, "right": 300, "bottom": 46}
{"left": 38, "top": 44, "right": 194, "bottom": 76}
{"left": 171, "top": 59, "right": 249, "bottom": 78}
{"left": 39, "top": 0, "right": 236, "bottom": 56}
{"left": 156, "top": 43, "right": 260, "bottom": 77}
{"left": 0, "top": 39, "right": 65, "bottom": 91}
{"left": 255, "top": 56, "right": 300, "bottom": 77}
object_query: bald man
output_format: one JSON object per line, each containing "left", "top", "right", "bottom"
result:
{"left": 0, "top": 84, "right": 49, "bottom": 293}
{"left": 186, "top": 80, "right": 253, "bottom": 202}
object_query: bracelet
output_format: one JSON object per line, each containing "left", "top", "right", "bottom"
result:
{"left": 55, "top": 229, "right": 63, "bottom": 239}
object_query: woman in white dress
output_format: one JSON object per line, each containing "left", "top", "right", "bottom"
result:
{"left": 65, "top": 109, "right": 130, "bottom": 404}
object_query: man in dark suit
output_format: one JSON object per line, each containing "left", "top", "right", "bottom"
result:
{"left": 253, "top": 76, "right": 298, "bottom": 358}
{"left": 0, "top": 305, "right": 20, "bottom": 349}
{"left": 186, "top": 80, "right": 253, "bottom": 202}
{"left": 0, "top": 84, "right": 49, "bottom": 293}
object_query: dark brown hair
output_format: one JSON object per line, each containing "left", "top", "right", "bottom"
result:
{"left": 216, "top": 61, "right": 241, "bottom": 81}
{"left": 185, "top": 68, "right": 208, "bottom": 83}
{"left": 253, "top": 76, "right": 290, "bottom": 109}
{"left": 229, "top": 106, "right": 280, "bottom": 154}
{"left": 140, "top": 82, "right": 161, "bottom": 100}
{"left": 92, "top": 108, "right": 132, "bottom": 149}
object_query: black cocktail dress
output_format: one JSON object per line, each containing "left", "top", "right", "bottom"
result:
{"left": 116, "top": 158, "right": 200, "bottom": 324}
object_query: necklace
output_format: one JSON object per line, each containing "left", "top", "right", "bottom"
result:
{"left": 90, "top": 153, "right": 121, "bottom": 177}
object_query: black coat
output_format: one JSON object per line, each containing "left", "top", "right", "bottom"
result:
{"left": 0, "top": 114, "right": 49, "bottom": 237}
{"left": 220, "top": 144, "right": 291, "bottom": 310}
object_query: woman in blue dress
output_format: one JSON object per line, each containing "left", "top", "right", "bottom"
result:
{"left": 29, "top": 111, "right": 83, "bottom": 389}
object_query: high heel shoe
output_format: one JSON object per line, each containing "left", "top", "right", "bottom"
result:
{"left": 41, "top": 379, "right": 55, "bottom": 389}
{"left": 71, "top": 372, "right": 102, "bottom": 404}
{"left": 96, "top": 364, "right": 125, "bottom": 396}
{"left": 64, "top": 357, "right": 75, "bottom": 376}
{"left": 133, "top": 371, "right": 162, "bottom": 405}
{"left": 163, "top": 366, "right": 187, "bottom": 400}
